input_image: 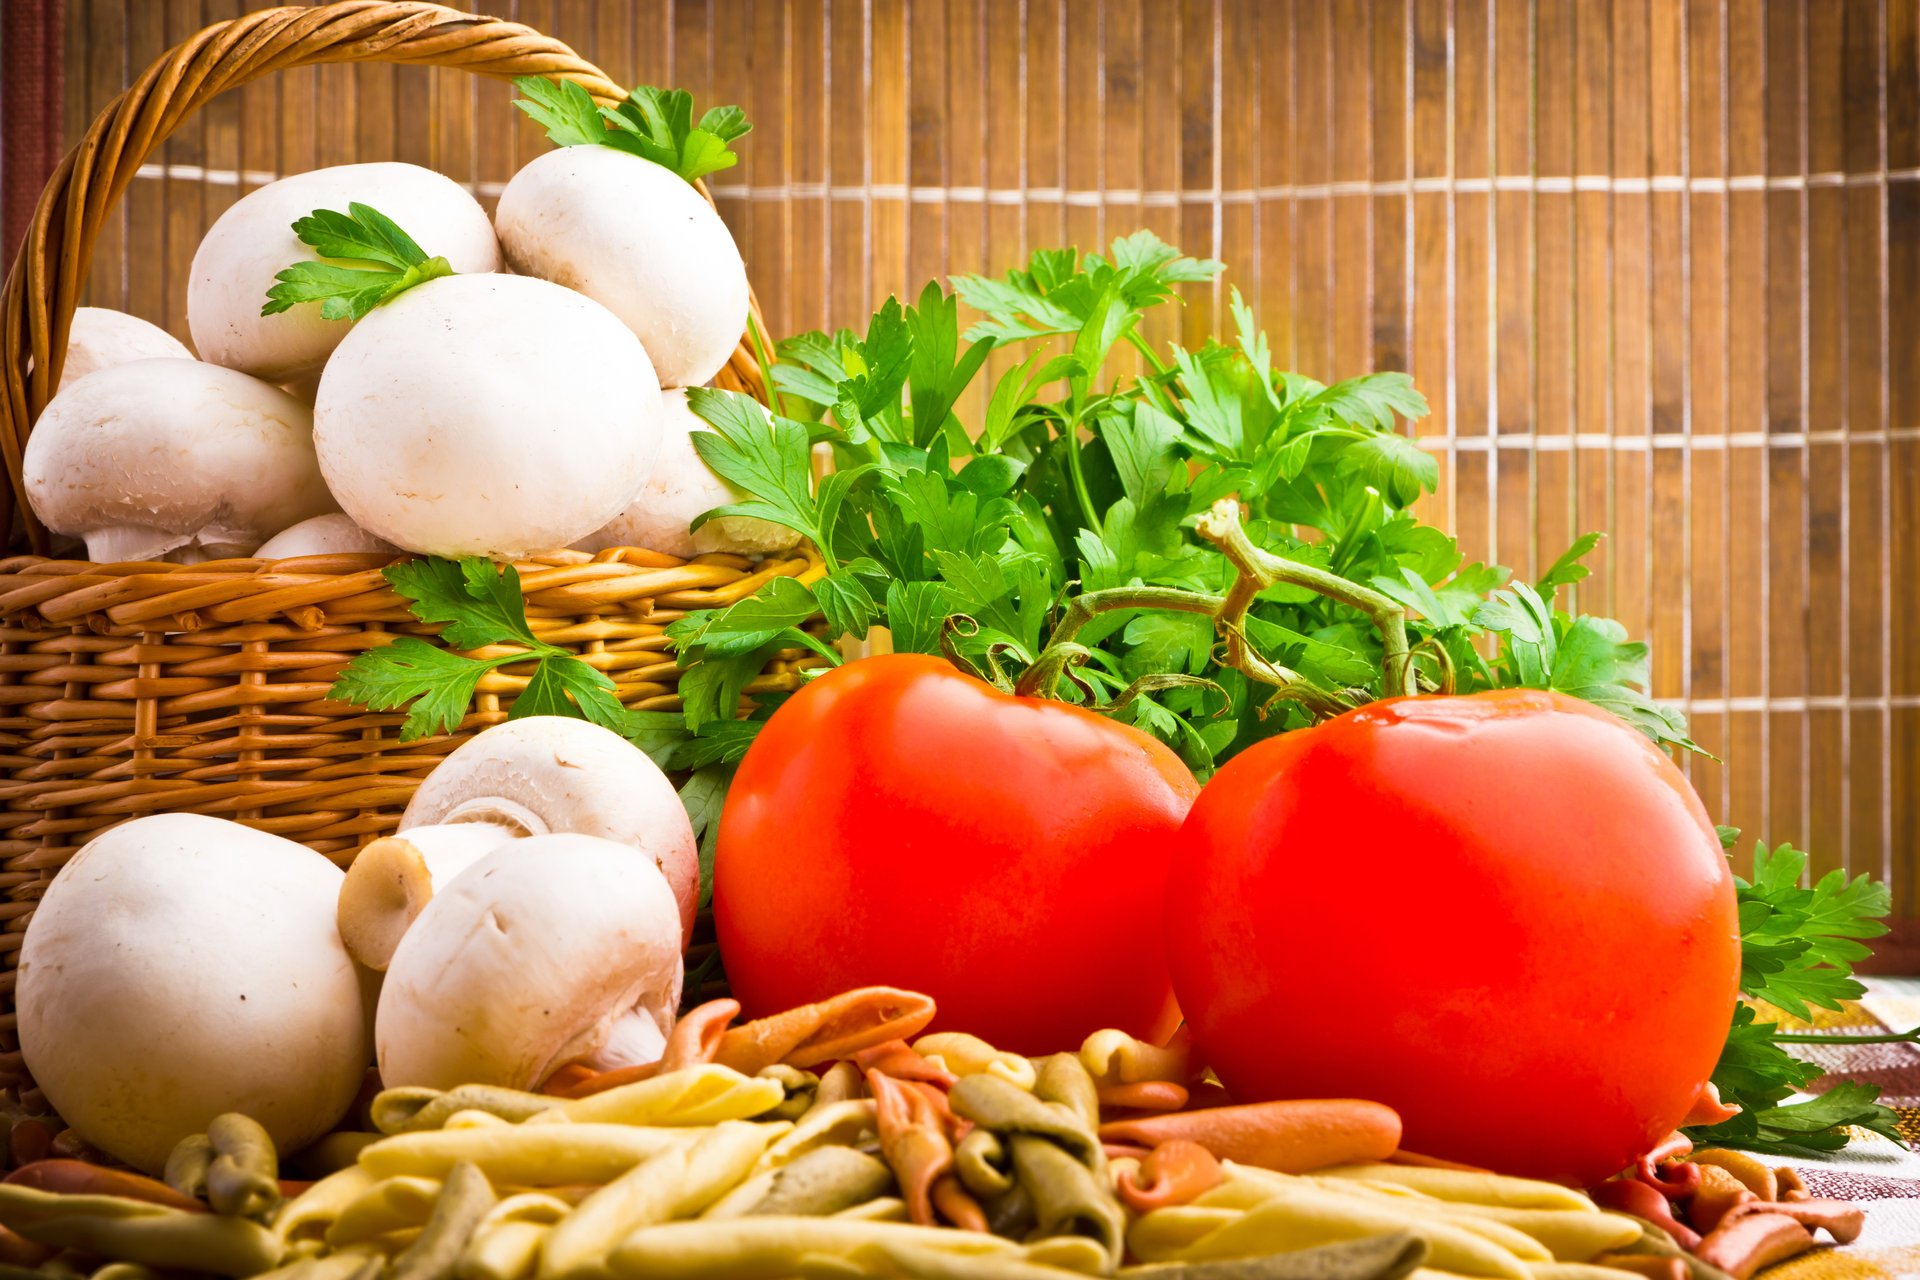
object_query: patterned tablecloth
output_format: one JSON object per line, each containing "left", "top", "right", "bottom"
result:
{"left": 1757, "top": 978, "right": 1920, "bottom": 1278}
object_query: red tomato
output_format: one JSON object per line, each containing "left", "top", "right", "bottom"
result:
{"left": 1165, "top": 689, "right": 1740, "bottom": 1184}
{"left": 715, "top": 653, "right": 1200, "bottom": 1054}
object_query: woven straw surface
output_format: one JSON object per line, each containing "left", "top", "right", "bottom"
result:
{"left": 0, "top": 2, "right": 801, "bottom": 1077}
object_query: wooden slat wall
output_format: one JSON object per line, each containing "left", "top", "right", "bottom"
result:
{"left": 57, "top": 0, "right": 1919, "bottom": 893}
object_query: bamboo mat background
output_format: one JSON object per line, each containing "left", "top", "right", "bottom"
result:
{"left": 49, "top": 0, "right": 1920, "bottom": 904}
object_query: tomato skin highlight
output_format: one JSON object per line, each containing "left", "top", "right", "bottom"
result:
{"left": 715, "top": 653, "right": 1200, "bottom": 1055}
{"left": 1165, "top": 688, "right": 1741, "bottom": 1185}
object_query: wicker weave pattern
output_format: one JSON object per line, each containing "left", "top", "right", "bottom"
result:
{"left": 0, "top": 3, "right": 797, "bottom": 1078}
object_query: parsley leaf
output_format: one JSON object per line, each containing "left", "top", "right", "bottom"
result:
{"left": 262, "top": 203, "right": 452, "bottom": 320}
{"left": 1684, "top": 838, "right": 1902, "bottom": 1155}
{"left": 329, "top": 558, "right": 628, "bottom": 741}
{"left": 1735, "top": 842, "right": 1890, "bottom": 1018}
{"left": 328, "top": 637, "right": 506, "bottom": 741}
{"left": 513, "top": 76, "right": 751, "bottom": 184}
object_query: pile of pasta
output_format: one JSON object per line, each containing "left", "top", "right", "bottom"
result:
{"left": 0, "top": 990, "right": 1793, "bottom": 1280}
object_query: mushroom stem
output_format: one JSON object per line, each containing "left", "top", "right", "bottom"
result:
{"left": 578, "top": 1008, "right": 671, "bottom": 1075}
{"left": 337, "top": 824, "right": 515, "bottom": 973}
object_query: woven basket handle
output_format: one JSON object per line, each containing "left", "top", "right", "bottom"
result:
{"left": 0, "top": 0, "right": 770, "bottom": 555}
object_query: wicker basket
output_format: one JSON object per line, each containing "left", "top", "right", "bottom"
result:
{"left": 0, "top": 2, "right": 818, "bottom": 1078}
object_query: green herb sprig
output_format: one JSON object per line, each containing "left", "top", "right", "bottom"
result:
{"left": 262, "top": 203, "right": 452, "bottom": 320}
{"left": 513, "top": 76, "right": 750, "bottom": 183}
{"left": 1683, "top": 835, "right": 1903, "bottom": 1156}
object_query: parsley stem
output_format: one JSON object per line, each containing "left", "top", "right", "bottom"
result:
{"left": 1061, "top": 418, "right": 1104, "bottom": 534}
{"left": 1196, "top": 499, "right": 1418, "bottom": 699}
{"left": 745, "top": 311, "right": 789, "bottom": 421}
{"left": 1772, "top": 1026, "right": 1920, "bottom": 1045}
{"left": 1126, "top": 329, "right": 1171, "bottom": 379}
{"left": 1042, "top": 586, "right": 1225, "bottom": 651}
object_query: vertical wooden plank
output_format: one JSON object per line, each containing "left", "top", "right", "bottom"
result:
{"left": 1139, "top": 0, "right": 1184, "bottom": 354}
{"left": 1571, "top": 0, "right": 1614, "bottom": 617}
{"left": 1062, "top": 0, "right": 1101, "bottom": 259}
{"left": 1024, "top": 0, "right": 1064, "bottom": 256}
{"left": 1292, "top": 0, "right": 1332, "bottom": 380}
{"left": 1493, "top": 0, "right": 1532, "bottom": 579}
{"left": 1254, "top": 1, "right": 1291, "bottom": 369}
{"left": 870, "top": 0, "right": 908, "bottom": 308}
{"left": 1648, "top": 0, "right": 1686, "bottom": 709}
{"left": 706, "top": 0, "right": 753, "bottom": 283}
{"left": 1453, "top": 0, "right": 1493, "bottom": 569}
{"left": 829, "top": 0, "right": 870, "bottom": 326}
{"left": 125, "top": 1, "right": 170, "bottom": 333}
{"left": 747, "top": 0, "right": 790, "bottom": 335}
{"left": 1803, "top": 8, "right": 1847, "bottom": 872}
{"left": 315, "top": 63, "right": 358, "bottom": 169}
{"left": 906, "top": 0, "right": 949, "bottom": 311}
{"left": 1686, "top": 0, "right": 1730, "bottom": 812}
{"left": 1765, "top": 0, "right": 1806, "bottom": 851}
{"left": 634, "top": 0, "right": 673, "bottom": 88}
{"left": 1534, "top": 0, "right": 1577, "bottom": 586}
{"left": 161, "top": 3, "right": 207, "bottom": 348}
{"left": 1843, "top": 2, "right": 1888, "bottom": 881}
{"left": 1330, "top": 0, "right": 1373, "bottom": 378}
{"left": 1610, "top": 0, "right": 1651, "bottom": 654}
{"left": 1891, "top": 0, "right": 1920, "bottom": 907}
{"left": 1373, "top": 0, "right": 1411, "bottom": 376}
{"left": 783, "top": 0, "right": 829, "bottom": 339}
{"left": 1724, "top": 0, "right": 1768, "bottom": 859}
{"left": 1177, "top": 0, "right": 1217, "bottom": 347}
{"left": 1218, "top": 0, "right": 1258, "bottom": 343}
{"left": 1101, "top": 0, "right": 1144, "bottom": 254}
{"left": 944, "top": 0, "right": 987, "bottom": 420}
{"left": 1410, "top": 0, "right": 1451, "bottom": 530}
{"left": 196, "top": 0, "right": 241, "bottom": 239}
{"left": 788, "top": 0, "right": 830, "bottom": 338}
{"left": 83, "top": 0, "right": 131, "bottom": 311}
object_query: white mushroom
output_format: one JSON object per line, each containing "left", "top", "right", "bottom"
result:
{"left": 575, "top": 388, "right": 803, "bottom": 559}
{"left": 22, "top": 358, "right": 337, "bottom": 563}
{"left": 254, "top": 513, "right": 397, "bottom": 560}
{"left": 374, "top": 833, "right": 685, "bottom": 1091}
{"left": 493, "top": 145, "right": 749, "bottom": 388}
{"left": 17, "top": 814, "right": 368, "bottom": 1175}
{"left": 336, "top": 716, "right": 699, "bottom": 974}
{"left": 311, "top": 273, "right": 663, "bottom": 558}
{"left": 53, "top": 307, "right": 193, "bottom": 391}
{"left": 188, "top": 162, "right": 499, "bottom": 383}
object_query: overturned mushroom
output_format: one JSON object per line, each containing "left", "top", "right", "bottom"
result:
{"left": 374, "top": 834, "right": 685, "bottom": 1090}
{"left": 338, "top": 717, "right": 698, "bottom": 973}
{"left": 22, "top": 359, "right": 336, "bottom": 563}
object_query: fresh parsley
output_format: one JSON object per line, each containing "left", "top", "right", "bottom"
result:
{"left": 1683, "top": 835, "right": 1902, "bottom": 1155}
{"left": 513, "top": 76, "right": 750, "bottom": 183}
{"left": 329, "top": 559, "right": 630, "bottom": 740}
{"left": 262, "top": 203, "right": 453, "bottom": 320}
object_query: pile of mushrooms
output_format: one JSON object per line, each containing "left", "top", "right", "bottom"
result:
{"left": 15, "top": 717, "right": 698, "bottom": 1170}
{"left": 23, "top": 78, "right": 781, "bottom": 565}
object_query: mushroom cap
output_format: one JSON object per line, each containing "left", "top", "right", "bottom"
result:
{"left": 188, "top": 162, "right": 500, "bottom": 382}
{"left": 375, "top": 833, "right": 685, "bottom": 1091}
{"left": 17, "top": 814, "right": 368, "bottom": 1175}
{"left": 312, "top": 274, "right": 663, "bottom": 559}
{"left": 399, "top": 716, "right": 699, "bottom": 942}
{"left": 254, "top": 513, "right": 397, "bottom": 560}
{"left": 22, "top": 358, "right": 337, "bottom": 563}
{"left": 575, "top": 389, "right": 804, "bottom": 559}
{"left": 494, "top": 146, "right": 749, "bottom": 389}
{"left": 55, "top": 308, "right": 193, "bottom": 391}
